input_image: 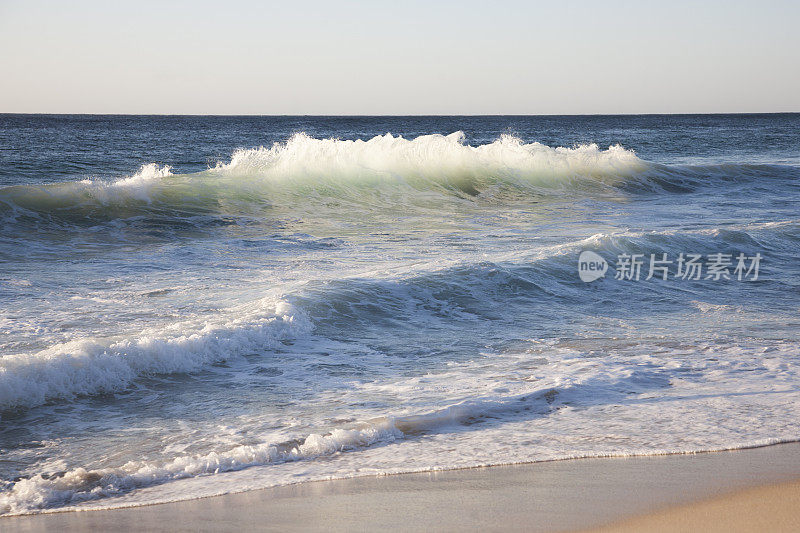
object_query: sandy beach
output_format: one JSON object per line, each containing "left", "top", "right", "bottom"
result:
{"left": 2, "top": 442, "right": 798, "bottom": 532}
{"left": 593, "top": 479, "right": 800, "bottom": 532}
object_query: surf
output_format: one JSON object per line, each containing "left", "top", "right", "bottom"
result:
{"left": 0, "top": 132, "right": 647, "bottom": 224}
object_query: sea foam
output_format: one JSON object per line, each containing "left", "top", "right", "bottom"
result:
{"left": 0, "top": 299, "right": 308, "bottom": 412}
{"left": 0, "top": 419, "right": 403, "bottom": 515}
{"left": 0, "top": 133, "right": 646, "bottom": 224}
{"left": 212, "top": 131, "right": 646, "bottom": 186}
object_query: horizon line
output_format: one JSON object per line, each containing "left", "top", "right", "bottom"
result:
{"left": 1, "top": 111, "right": 799, "bottom": 118}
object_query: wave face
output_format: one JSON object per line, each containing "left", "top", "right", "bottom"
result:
{"left": 2, "top": 114, "right": 800, "bottom": 516}
{"left": 2, "top": 131, "right": 798, "bottom": 235}
{"left": 0, "top": 132, "right": 651, "bottom": 227}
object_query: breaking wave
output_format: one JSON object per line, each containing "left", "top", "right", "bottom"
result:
{"left": 0, "top": 132, "right": 648, "bottom": 224}
{"left": 210, "top": 131, "right": 645, "bottom": 186}
{"left": 0, "top": 299, "right": 309, "bottom": 412}
{"left": 3, "top": 131, "right": 797, "bottom": 229}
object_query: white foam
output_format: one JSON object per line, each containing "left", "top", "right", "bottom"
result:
{"left": 5, "top": 340, "right": 800, "bottom": 516}
{"left": 213, "top": 132, "right": 646, "bottom": 188}
{"left": 0, "top": 299, "right": 309, "bottom": 411}
{"left": 110, "top": 163, "right": 173, "bottom": 191}
{"left": 0, "top": 134, "right": 646, "bottom": 220}
{"left": 0, "top": 419, "right": 402, "bottom": 515}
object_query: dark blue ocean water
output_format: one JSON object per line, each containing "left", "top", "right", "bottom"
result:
{"left": 1, "top": 114, "right": 799, "bottom": 514}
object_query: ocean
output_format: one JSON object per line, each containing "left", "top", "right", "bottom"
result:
{"left": 0, "top": 114, "right": 799, "bottom": 515}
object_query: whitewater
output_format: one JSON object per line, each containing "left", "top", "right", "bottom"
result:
{"left": 1, "top": 114, "right": 799, "bottom": 516}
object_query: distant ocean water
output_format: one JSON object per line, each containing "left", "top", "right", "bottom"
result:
{"left": 1, "top": 114, "right": 799, "bottom": 515}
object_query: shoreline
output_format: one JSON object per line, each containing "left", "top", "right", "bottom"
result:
{"left": 3, "top": 441, "right": 800, "bottom": 531}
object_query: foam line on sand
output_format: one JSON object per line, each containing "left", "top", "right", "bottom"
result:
{"left": 3, "top": 442, "right": 800, "bottom": 532}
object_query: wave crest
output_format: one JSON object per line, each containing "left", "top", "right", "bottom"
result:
{"left": 0, "top": 133, "right": 648, "bottom": 225}
{"left": 212, "top": 131, "right": 646, "bottom": 188}
{"left": 0, "top": 299, "right": 309, "bottom": 412}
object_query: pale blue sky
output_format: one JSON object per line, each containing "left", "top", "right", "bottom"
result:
{"left": 1, "top": 0, "right": 798, "bottom": 114}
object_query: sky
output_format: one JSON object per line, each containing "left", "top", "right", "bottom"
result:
{"left": 1, "top": 0, "right": 798, "bottom": 115}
